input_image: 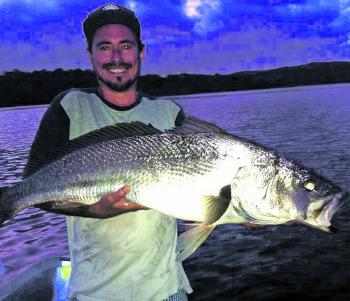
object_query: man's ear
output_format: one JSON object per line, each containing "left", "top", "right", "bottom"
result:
{"left": 87, "top": 49, "right": 93, "bottom": 64}
{"left": 139, "top": 45, "right": 145, "bottom": 60}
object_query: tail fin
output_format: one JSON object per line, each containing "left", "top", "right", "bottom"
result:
{"left": 0, "top": 186, "right": 12, "bottom": 225}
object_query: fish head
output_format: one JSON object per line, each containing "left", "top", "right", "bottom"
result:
{"left": 230, "top": 155, "right": 347, "bottom": 232}
{"left": 288, "top": 166, "right": 347, "bottom": 232}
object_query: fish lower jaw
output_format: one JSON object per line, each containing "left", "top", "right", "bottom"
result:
{"left": 311, "top": 191, "right": 347, "bottom": 228}
{"left": 323, "top": 191, "right": 347, "bottom": 220}
{"left": 307, "top": 218, "right": 331, "bottom": 227}
{"left": 303, "top": 217, "right": 332, "bottom": 232}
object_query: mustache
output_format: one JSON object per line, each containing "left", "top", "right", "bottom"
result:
{"left": 102, "top": 62, "right": 132, "bottom": 69}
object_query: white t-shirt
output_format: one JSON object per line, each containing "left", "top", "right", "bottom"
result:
{"left": 60, "top": 90, "right": 192, "bottom": 301}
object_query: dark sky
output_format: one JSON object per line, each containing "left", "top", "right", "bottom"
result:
{"left": 1, "top": 0, "right": 350, "bottom": 75}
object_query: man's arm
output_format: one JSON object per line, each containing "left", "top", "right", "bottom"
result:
{"left": 43, "top": 185, "right": 148, "bottom": 218}
{"left": 175, "top": 108, "right": 185, "bottom": 126}
{"left": 23, "top": 92, "right": 71, "bottom": 178}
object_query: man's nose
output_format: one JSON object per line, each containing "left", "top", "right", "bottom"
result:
{"left": 111, "top": 48, "right": 122, "bottom": 61}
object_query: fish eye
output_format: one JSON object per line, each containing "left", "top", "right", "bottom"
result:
{"left": 304, "top": 180, "right": 316, "bottom": 191}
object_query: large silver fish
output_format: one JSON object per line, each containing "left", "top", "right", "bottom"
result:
{"left": 0, "top": 118, "right": 347, "bottom": 260}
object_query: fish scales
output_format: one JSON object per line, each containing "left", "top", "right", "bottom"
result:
{"left": 6, "top": 133, "right": 239, "bottom": 221}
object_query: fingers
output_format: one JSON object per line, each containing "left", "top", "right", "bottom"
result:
{"left": 113, "top": 198, "right": 148, "bottom": 210}
{"left": 107, "top": 185, "right": 148, "bottom": 210}
{"left": 87, "top": 185, "right": 149, "bottom": 218}
{"left": 284, "top": 220, "right": 296, "bottom": 225}
{"left": 242, "top": 222, "right": 265, "bottom": 229}
{"left": 116, "top": 185, "right": 131, "bottom": 198}
{"left": 102, "top": 185, "right": 131, "bottom": 204}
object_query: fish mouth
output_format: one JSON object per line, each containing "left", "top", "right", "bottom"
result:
{"left": 316, "top": 191, "right": 347, "bottom": 226}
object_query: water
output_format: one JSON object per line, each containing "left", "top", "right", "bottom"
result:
{"left": 0, "top": 84, "right": 350, "bottom": 300}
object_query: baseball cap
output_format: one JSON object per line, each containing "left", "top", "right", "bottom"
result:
{"left": 83, "top": 3, "right": 142, "bottom": 49}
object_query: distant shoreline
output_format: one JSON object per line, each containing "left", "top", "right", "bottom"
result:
{"left": 2, "top": 82, "right": 349, "bottom": 111}
{"left": 2, "top": 61, "right": 350, "bottom": 108}
{"left": 168, "top": 82, "right": 350, "bottom": 99}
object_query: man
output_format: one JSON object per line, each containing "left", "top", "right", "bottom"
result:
{"left": 24, "top": 3, "right": 192, "bottom": 301}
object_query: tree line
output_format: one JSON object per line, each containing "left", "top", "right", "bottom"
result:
{"left": 1, "top": 61, "right": 350, "bottom": 107}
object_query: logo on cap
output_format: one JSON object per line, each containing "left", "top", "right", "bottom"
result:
{"left": 102, "top": 4, "right": 120, "bottom": 10}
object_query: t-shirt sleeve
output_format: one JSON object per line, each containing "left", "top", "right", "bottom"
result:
{"left": 175, "top": 107, "right": 185, "bottom": 126}
{"left": 22, "top": 92, "right": 70, "bottom": 178}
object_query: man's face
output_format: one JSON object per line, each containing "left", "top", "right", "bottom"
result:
{"left": 89, "top": 24, "right": 144, "bottom": 92}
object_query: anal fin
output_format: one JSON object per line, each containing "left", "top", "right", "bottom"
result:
{"left": 176, "top": 185, "right": 232, "bottom": 261}
{"left": 176, "top": 224, "right": 215, "bottom": 261}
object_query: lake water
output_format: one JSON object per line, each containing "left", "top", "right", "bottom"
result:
{"left": 0, "top": 84, "right": 350, "bottom": 300}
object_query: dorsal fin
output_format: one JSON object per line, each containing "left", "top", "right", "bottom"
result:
{"left": 24, "top": 122, "right": 163, "bottom": 177}
{"left": 169, "top": 116, "right": 229, "bottom": 135}
{"left": 24, "top": 117, "right": 227, "bottom": 177}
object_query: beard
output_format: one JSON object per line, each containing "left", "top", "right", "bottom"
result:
{"left": 95, "top": 59, "right": 141, "bottom": 92}
{"left": 96, "top": 73, "right": 138, "bottom": 92}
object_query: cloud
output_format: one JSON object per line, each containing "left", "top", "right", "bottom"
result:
{"left": 0, "top": 0, "right": 347, "bottom": 39}
{"left": 175, "top": 0, "right": 344, "bottom": 39}
{"left": 0, "top": 22, "right": 90, "bottom": 72}
{"left": 183, "top": 0, "right": 224, "bottom": 34}
{"left": 1, "top": 0, "right": 350, "bottom": 73}
{"left": 143, "top": 22, "right": 344, "bottom": 75}
{"left": 329, "top": 0, "right": 350, "bottom": 32}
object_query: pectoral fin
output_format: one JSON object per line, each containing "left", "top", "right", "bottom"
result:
{"left": 203, "top": 185, "right": 231, "bottom": 224}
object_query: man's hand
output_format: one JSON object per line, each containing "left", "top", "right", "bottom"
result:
{"left": 85, "top": 185, "right": 149, "bottom": 218}
{"left": 242, "top": 220, "right": 296, "bottom": 230}
{"left": 242, "top": 222, "right": 265, "bottom": 230}
{"left": 38, "top": 185, "right": 148, "bottom": 218}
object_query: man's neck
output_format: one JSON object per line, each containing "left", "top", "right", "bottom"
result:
{"left": 98, "top": 86, "right": 139, "bottom": 107}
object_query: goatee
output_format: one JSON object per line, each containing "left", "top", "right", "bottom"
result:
{"left": 96, "top": 74, "right": 138, "bottom": 92}
{"left": 95, "top": 59, "right": 141, "bottom": 92}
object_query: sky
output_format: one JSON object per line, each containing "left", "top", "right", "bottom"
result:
{"left": 1, "top": 0, "right": 350, "bottom": 75}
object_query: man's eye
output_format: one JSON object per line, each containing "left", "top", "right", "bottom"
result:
{"left": 121, "top": 44, "right": 132, "bottom": 50}
{"left": 99, "top": 46, "right": 110, "bottom": 51}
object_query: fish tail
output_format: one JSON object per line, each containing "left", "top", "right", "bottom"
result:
{"left": 0, "top": 186, "right": 13, "bottom": 225}
{"left": 176, "top": 223, "right": 215, "bottom": 261}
